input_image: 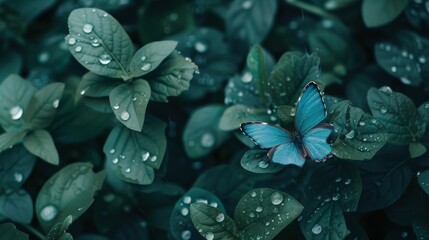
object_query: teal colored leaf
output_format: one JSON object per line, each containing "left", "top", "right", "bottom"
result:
{"left": 183, "top": 105, "right": 230, "bottom": 158}
{"left": 224, "top": 74, "right": 262, "bottom": 108}
{"left": 367, "top": 86, "right": 426, "bottom": 145}
{"left": 409, "top": 142, "right": 427, "bottom": 158}
{"left": 103, "top": 117, "right": 167, "bottom": 185}
{"left": 226, "top": 0, "right": 278, "bottom": 46}
{"left": 0, "top": 50, "right": 22, "bottom": 82}
{"left": 413, "top": 220, "right": 429, "bottom": 240}
{"left": 362, "top": 0, "right": 410, "bottom": 27}
{"left": 0, "top": 74, "right": 37, "bottom": 132}
{"left": 129, "top": 41, "right": 177, "bottom": 78}
{"left": 267, "top": 52, "right": 320, "bottom": 106}
{"left": 331, "top": 100, "right": 388, "bottom": 160}
{"left": 0, "top": 189, "right": 33, "bottom": 223}
{"left": 35, "top": 162, "right": 106, "bottom": 232}
{"left": 109, "top": 79, "right": 151, "bottom": 132}
{"left": 0, "top": 223, "right": 28, "bottom": 240}
{"left": 65, "top": 8, "right": 133, "bottom": 79}
{"left": 234, "top": 188, "right": 303, "bottom": 239}
{"left": 418, "top": 102, "right": 429, "bottom": 127}
{"left": 374, "top": 31, "right": 429, "bottom": 86}
{"left": 146, "top": 51, "right": 197, "bottom": 102}
{"left": 24, "top": 82, "right": 65, "bottom": 129}
{"left": 78, "top": 72, "right": 121, "bottom": 98}
{"left": 0, "top": 145, "right": 36, "bottom": 189}
{"left": 0, "top": 131, "right": 27, "bottom": 153}
{"left": 219, "top": 104, "right": 269, "bottom": 131}
{"left": 190, "top": 203, "right": 239, "bottom": 240}
{"left": 418, "top": 169, "right": 429, "bottom": 196}
{"left": 240, "top": 149, "right": 284, "bottom": 174}
{"left": 23, "top": 130, "right": 59, "bottom": 165}
{"left": 169, "top": 188, "right": 225, "bottom": 240}
{"left": 47, "top": 215, "right": 74, "bottom": 240}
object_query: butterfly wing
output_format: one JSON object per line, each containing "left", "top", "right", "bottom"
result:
{"left": 240, "top": 122, "right": 292, "bottom": 148}
{"left": 302, "top": 123, "right": 333, "bottom": 162}
{"left": 295, "top": 82, "right": 327, "bottom": 135}
{"left": 268, "top": 142, "right": 305, "bottom": 167}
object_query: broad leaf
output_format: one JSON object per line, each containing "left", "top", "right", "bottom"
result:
{"left": 0, "top": 145, "right": 36, "bottom": 189}
{"left": 146, "top": 51, "right": 197, "bottom": 102}
{"left": 109, "top": 79, "right": 151, "bottom": 132}
{"left": 219, "top": 104, "right": 269, "bottom": 131}
{"left": 331, "top": 100, "right": 388, "bottom": 160}
{"left": 418, "top": 169, "right": 429, "bottom": 196}
{"left": 66, "top": 8, "right": 133, "bottom": 79}
{"left": 0, "top": 131, "right": 27, "bottom": 153}
{"left": 129, "top": 41, "right": 177, "bottom": 78}
{"left": 224, "top": 74, "right": 263, "bottom": 108}
{"left": 0, "top": 223, "right": 28, "bottom": 240}
{"left": 409, "top": 142, "right": 427, "bottom": 158}
{"left": 78, "top": 72, "right": 121, "bottom": 98}
{"left": 234, "top": 188, "right": 303, "bottom": 239}
{"left": 0, "top": 189, "right": 33, "bottom": 223}
{"left": 190, "top": 203, "right": 239, "bottom": 240}
{"left": 183, "top": 105, "right": 229, "bottom": 158}
{"left": 362, "top": 0, "right": 410, "bottom": 27}
{"left": 47, "top": 215, "right": 73, "bottom": 240}
{"left": 367, "top": 86, "right": 426, "bottom": 145}
{"left": 23, "top": 130, "right": 59, "bottom": 165}
{"left": 24, "top": 82, "right": 65, "bottom": 129}
{"left": 240, "top": 149, "right": 284, "bottom": 174}
{"left": 0, "top": 74, "right": 37, "bottom": 132}
{"left": 35, "top": 162, "right": 106, "bottom": 232}
{"left": 103, "top": 117, "right": 167, "bottom": 185}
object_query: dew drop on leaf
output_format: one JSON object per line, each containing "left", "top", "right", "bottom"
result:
{"left": 390, "top": 66, "right": 397, "bottom": 72}
{"left": 52, "top": 99, "right": 60, "bottom": 108}
{"left": 38, "top": 52, "right": 49, "bottom": 63}
{"left": 180, "top": 207, "right": 189, "bottom": 216}
{"left": 194, "top": 41, "right": 208, "bottom": 53}
{"left": 183, "top": 196, "right": 192, "bottom": 204}
{"left": 345, "top": 130, "right": 355, "bottom": 139}
{"left": 400, "top": 77, "right": 412, "bottom": 85}
{"left": 215, "top": 213, "right": 225, "bottom": 222}
{"left": 380, "top": 106, "right": 388, "bottom": 114}
{"left": 109, "top": 148, "right": 115, "bottom": 154}
{"left": 150, "top": 155, "right": 157, "bottom": 162}
{"left": 39, "top": 205, "right": 59, "bottom": 221}
{"left": 112, "top": 158, "right": 119, "bottom": 164}
{"left": 270, "top": 192, "right": 284, "bottom": 205}
{"left": 258, "top": 160, "right": 269, "bottom": 169}
{"left": 80, "top": 90, "right": 86, "bottom": 95}
{"left": 83, "top": 23, "right": 93, "bottom": 33}
{"left": 205, "top": 232, "right": 214, "bottom": 240}
{"left": 210, "top": 202, "right": 218, "bottom": 208}
{"left": 125, "top": 168, "right": 131, "bottom": 173}
{"left": 120, "top": 111, "right": 130, "bottom": 121}
{"left": 312, "top": 224, "right": 322, "bottom": 234}
{"left": 99, "top": 53, "right": 112, "bottom": 65}
{"left": 75, "top": 46, "right": 82, "bottom": 52}
{"left": 242, "top": 0, "right": 253, "bottom": 10}
{"left": 142, "top": 151, "right": 149, "bottom": 161}
{"left": 379, "top": 86, "right": 393, "bottom": 95}
{"left": 141, "top": 63, "right": 152, "bottom": 71}
{"left": 140, "top": 56, "right": 146, "bottom": 61}
{"left": 251, "top": 191, "right": 257, "bottom": 197}
{"left": 10, "top": 106, "right": 23, "bottom": 120}
{"left": 241, "top": 71, "right": 253, "bottom": 83}
{"left": 113, "top": 104, "right": 119, "bottom": 110}
{"left": 68, "top": 37, "right": 76, "bottom": 45}
{"left": 14, "top": 172, "right": 23, "bottom": 183}
{"left": 200, "top": 132, "right": 215, "bottom": 148}
{"left": 256, "top": 206, "right": 263, "bottom": 212}
{"left": 91, "top": 39, "right": 100, "bottom": 47}
{"left": 181, "top": 230, "right": 191, "bottom": 240}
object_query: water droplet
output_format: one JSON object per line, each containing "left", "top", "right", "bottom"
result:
{"left": 150, "top": 155, "right": 157, "bottom": 162}
{"left": 181, "top": 230, "right": 191, "bottom": 240}
{"left": 194, "top": 41, "right": 208, "bottom": 53}
{"left": 68, "top": 38, "right": 76, "bottom": 45}
{"left": 125, "top": 168, "right": 131, "bottom": 173}
{"left": 242, "top": 0, "right": 253, "bottom": 9}
{"left": 419, "top": 57, "right": 426, "bottom": 64}
{"left": 75, "top": 46, "right": 82, "bottom": 52}
{"left": 38, "top": 52, "right": 50, "bottom": 63}
{"left": 109, "top": 149, "right": 115, "bottom": 154}
{"left": 91, "top": 39, "right": 100, "bottom": 47}
{"left": 344, "top": 179, "right": 351, "bottom": 185}
{"left": 40, "top": 205, "right": 59, "bottom": 221}
{"left": 83, "top": 24, "right": 93, "bottom": 33}
{"left": 183, "top": 196, "right": 192, "bottom": 204}
{"left": 200, "top": 132, "right": 215, "bottom": 148}
{"left": 14, "top": 172, "right": 23, "bottom": 183}
{"left": 345, "top": 130, "right": 355, "bottom": 139}
{"left": 80, "top": 90, "right": 86, "bottom": 95}
{"left": 359, "top": 121, "right": 366, "bottom": 126}
{"left": 205, "top": 232, "right": 214, "bottom": 240}
{"left": 10, "top": 106, "right": 23, "bottom": 120}
{"left": 258, "top": 161, "right": 269, "bottom": 169}
{"left": 142, "top": 152, "right": 149, "bottom": 161}
{"left": 251, "top": 191, "right": 257, "bottom": 197}
{"left": 99, "top": 53, "right": 112, "bottom": 65}
{"left": 112, "top": 158, "right": 119, "bottom": 164}
{"left": 52, "top": 99, "right": 60, "bottom": 108}
{"left": 103, "top": 13, "right": 108, "bottom": 17}
{"left": 400, "top": 77, "right": 412, "bottom": 85}
{"left": 379, "top": 86, "right": 393, "bottom": 95}
{"left": 216, "top": 213, "right": 225, "bottom": 222}
{"left": 242, "top": 72, "right": 253, "bottom": 83}
{"left": 290, "top": 107, "right": 296, "bottom": 117}
{"left": 425, "top": 103, "right": 429, "bottom": 109}
{"left": 391, "top": 66, "right": 397, "bottom": 72}
{"left": 120, "top": 111, "right": 130, "bottom": 121}
{"left": 113, "top": 104, "right": 119, "bottom": 110}
{"left": 332, "top": 193, "right": 340, "bottom": 201}
{"left": 312, "top": 224, "right": 322, "bottom": 234}
{"left": 256, "top": 206, "right": 263, "bottom": 212}
{"left": 141, "top": 63, "right": 152, "bottom": 71}
{"left": 271, "top": 192, "right": 284, "bottom": 205}
{"left": 181, "top": 207, "right": 189, "bottom": 216}
{"left": 380, "top": 106, "right": 387, "bottom": 114}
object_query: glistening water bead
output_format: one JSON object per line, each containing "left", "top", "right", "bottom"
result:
{"left": 83, "top": 24, "right": 93, "bottom": 33}
{"left": 39, "top": 205, "right": 59, "bottom": 221}
{"left": 271, "top": 192, "right": 284, "bottom": 205}
{"left": 10, "top": 106, "right": 23, "bottom": 120}
{"left": 312, "top": 224, "right": 322, "bottom": 234}
{"left": 120, "top": 111, "right": 130, "bottom": 121}
{"left": 99, "top": 53, "right": 112, "bottom": 65}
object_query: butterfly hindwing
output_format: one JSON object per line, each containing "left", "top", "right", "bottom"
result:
{"left": 240, "top": 122, "right": 292, "bottom": 149}
{"left": 295, "top": 82, "right": 327, "bottom": 135}
{"left": 302, "top": 124, "right": 333, "bottom": 162}
{"left": 268, "top": 142, "right": 305, "bottom": 167}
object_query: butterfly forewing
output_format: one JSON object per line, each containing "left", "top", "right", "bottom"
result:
{"left": 302, "top": 124, "right": 333, "bottom": 161}
{"left": 240, "top": 122, "right": 292, "bottom": 149}
{"left": 295, "top": 82, "right": 327, "bottom": 135}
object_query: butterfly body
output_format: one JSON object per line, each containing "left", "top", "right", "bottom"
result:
{"left": 240, "top": 82, "right": 333, "bottom": 167}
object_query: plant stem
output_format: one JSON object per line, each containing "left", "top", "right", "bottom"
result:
{"left": 285, "top": 0, "right": 340, "bottom": 21}
{"left": 20, "top": 224, "right": 46, "bottom": 240}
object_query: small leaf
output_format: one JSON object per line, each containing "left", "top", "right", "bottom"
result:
{"left": 418, "top": 169, "right": 429, "bottom": 196}
{"left": 23, "top": 130, "right": 59, "bottom": 165}
{"left": 35, "top": 162, "right": 106, "bottom": 232}
{"left": 0, "top": 189, "right": 33, "bottom": 223}
{"left": 78, "top": 72, "right": 122, "bottom": 98}
{"left": 0, "top": 74, "right": 37, "bottom": 132}
{"left": 409, "top": 142, "right": 427, "bottom": 158}
{"left": 362, "top": 0, "right": 410, "bottom": 27}
{"left": 234, "top": 188, "right": 303, "bottom": 239}
{"left": 240, "top": 149, "right": 284, "bottom": 174}
{"left": 0, "top": 131, "right": 27, "bottom": 153}
{"left": 146, "top": 51, "right": 197, "bottom": 102}
{"left": 219, "top": 104, "right": 269, "bottom": 131}
{"left": 103, "top": 117, "right": 167, "bottom": 185}
{"left": 367, "top": 87, "right": 426, "bottom": 145}
{"left": 66, "top": 8, "right": 133, "bottom": 79}
{"left": 0, "top": 223, "right": 28, "bottom": 240}
{"left": 129, "top": 41, "right": 177, "bottom": 78}
{"left": 47, "top": 215, "right": 74, "bottom": 240}
{"left": 413, "top": 220, "right": 429, "bottom": 240}
{"left": 24, "top": 82, "right": 65, "bottom": 129}
{"left": 0, "top": 145, "right": 36, "bottom": 189}
{"left": 190, "top": 203, "right": 239, "bottom": 240}
{"left": 183, "top": 105, "right": 229, "bottom": 158}
{"left": 109, "top": 79, "right": 151, "bottom": 131}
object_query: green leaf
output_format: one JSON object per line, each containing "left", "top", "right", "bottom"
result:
{"left": 0, "top": 131, "right": 27, "bottom": 153}
{"left": 418, "top": 169, "right": 429, "bottom": 196}
{"left": 240, "top": 149, "right": 284, "bottom": 174}
{"left": 23, "top": 130, "right": 59, "bottom": 165}
{"left": 169, "top": 188, "right": 225, "bottom": 240}
{"left": 0, "top": 74, "right": 37, "bottom": 132}
{"left": 367, "top": 86, "right": 426, "bottom": 145}
{"left": 413, "top": 220, "right": 429, "bottom": 240}
{"left": 234, "top": 188, "right": 303, "bottom": 239}
{"left": 183, "top": 105, "right": 229, "bottom": 158}
{"left": 109, "top": 79, "right": 151, "bottom": 131}
{"left": 226, "top": 0, "right": 278, "bottom": 47}
{"left": 190, "top": 203, "right": 239, "bottom": 240}
{"left": 0, "top": 189, "right": 33, "bottom": 223}
{"left": 146, "top": 50, "right": 197, "bottom": 102}
{"left": 418, "top": 102, "right": 429, "bottom": 127}
{"left": 24, "top": 82, "right": 65, "bottom": 129}
{"left": 277, "top": 105, "right": 295, "bottom": 126}
{"left": 78, "top": 72, "right": 121, "bottom": 98}
{"left": 65, "top": 8, "right": 133, "bottom": 79}
{"left": 409, "top": 142, "right": 427, "bottom": 158}
{"left": 362, "top": 0, "right": 410, "bottom": 27}
{"left": 103, "top": 117, "right": 167, "bottom": 185}
{"left": 330, "top": 100, "right": 388, "bottom": 160}
{"left": 35, "top": 162, "right": 106, "bottom": 232}
{"left": 0, "top": 145, "right": 36, "bottom": 189}
{"left": 224, "top": 74, "right": 263, "bottom": 108}
{"left": 219, "top": 104, "right": 269, "bottom": 131}
{"left": 0, "top": 223, "right": 28, "bottom": 240}
{"left": 267, "top": 52, "right": 321, "bottom": 106}
{"left": 129, "top": 41, "right": 177, "bottom": 78}
{"left": 47, "top": 215, "right": 74, "bottom": 240}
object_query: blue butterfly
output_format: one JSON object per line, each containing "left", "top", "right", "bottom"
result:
{"left": 240, "top": 81, "right": 333, "bottom": 167}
